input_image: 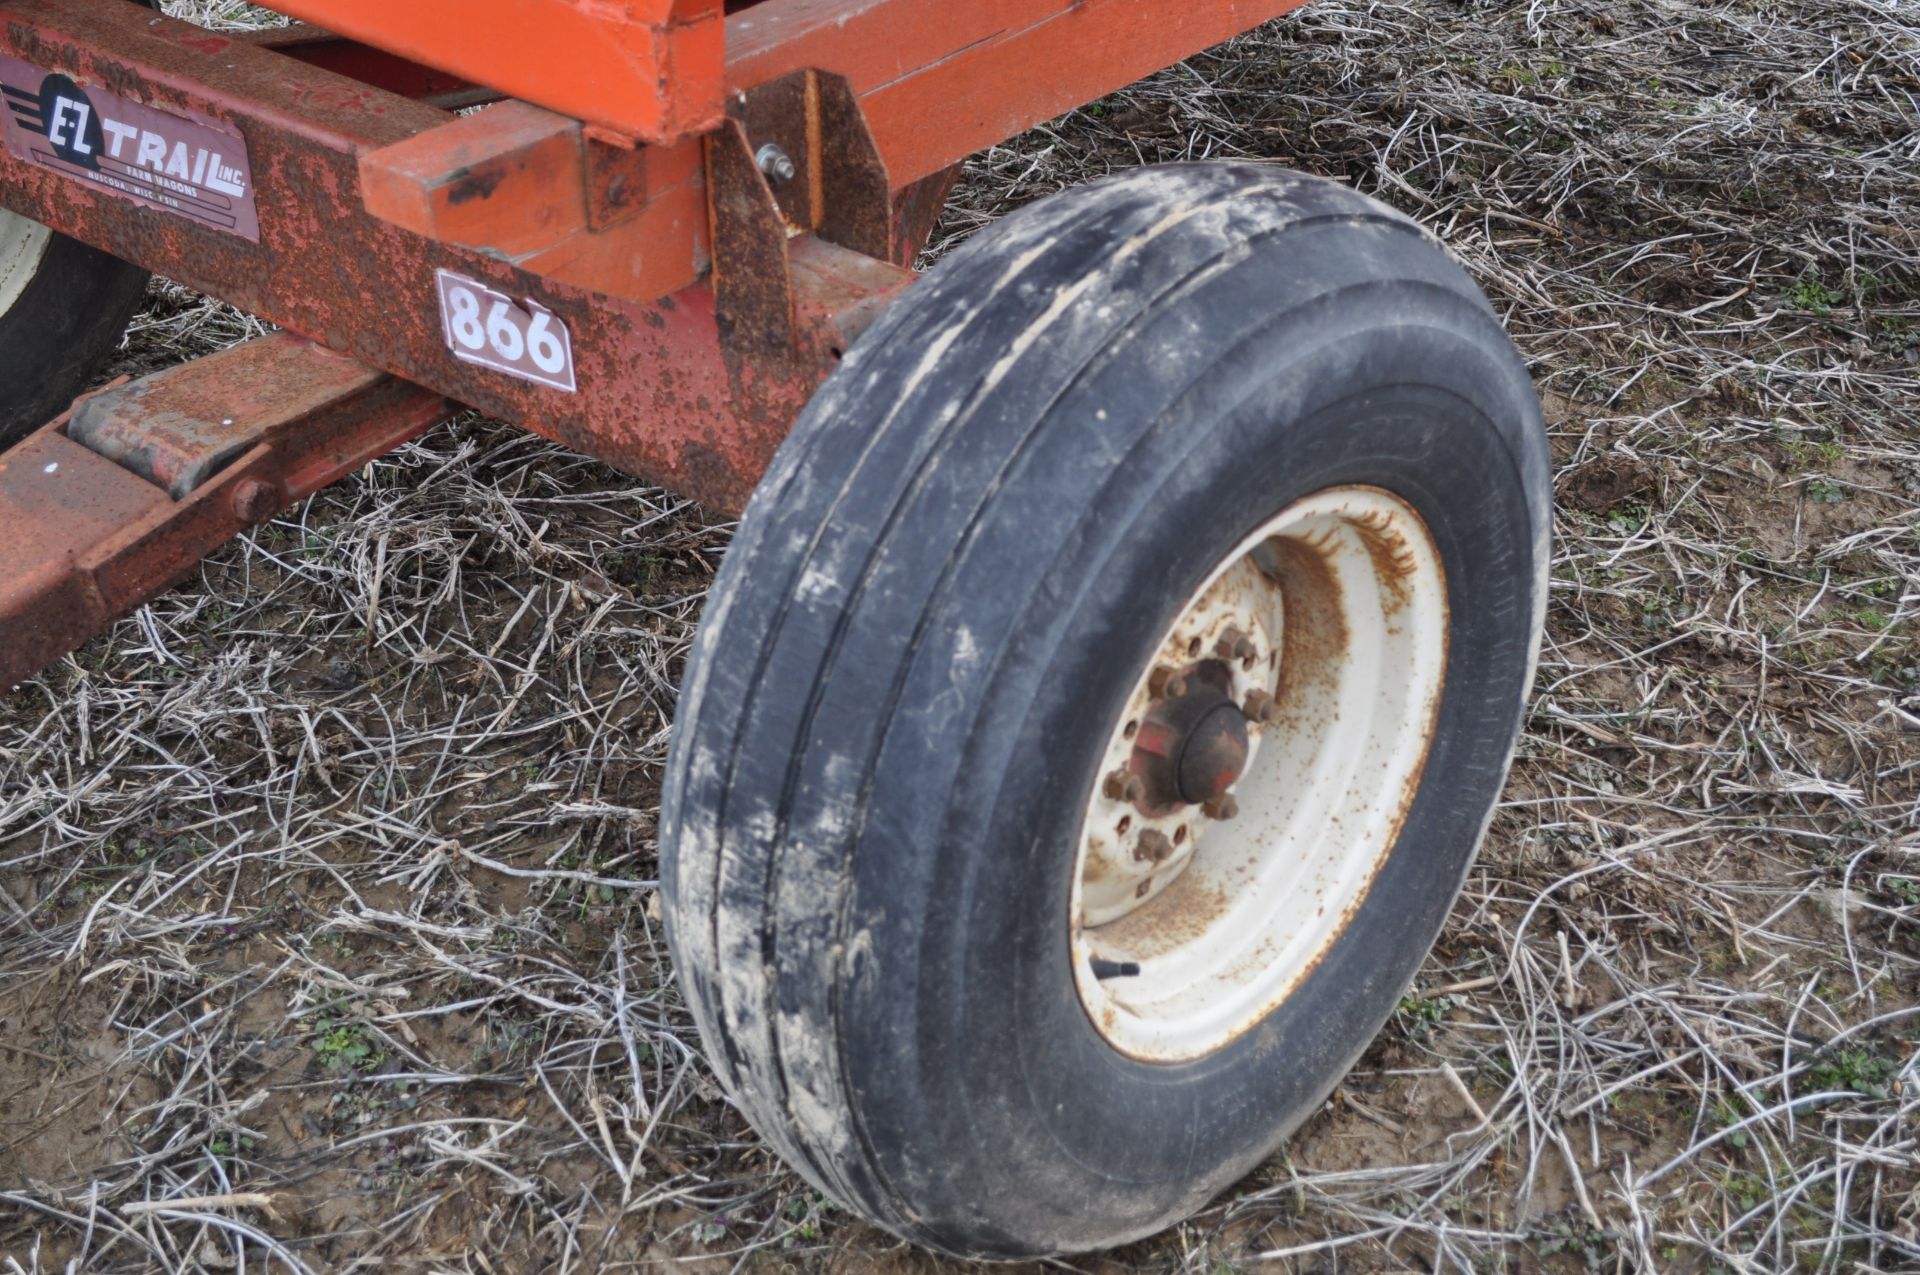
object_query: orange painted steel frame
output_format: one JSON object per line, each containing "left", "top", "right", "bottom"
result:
{"left": 0, "top": 0, "right": 1306, "bottom": 517}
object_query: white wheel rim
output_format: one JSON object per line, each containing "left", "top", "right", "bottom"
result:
{"left": 0, "top": 208, "right": 52, "bottom": 318}
{"left": 1071, "top": 485, "right": 1448, "bottom": 1062}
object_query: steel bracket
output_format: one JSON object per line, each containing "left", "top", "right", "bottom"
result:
{"left": 710, "top": 68, "right": 896, "bottom": 356}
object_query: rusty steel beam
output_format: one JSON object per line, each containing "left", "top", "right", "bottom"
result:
{"left": 725, "top": 0, "right": 1312, "bottom": 187}
{"left": 0, "top": 0, "right": 899, "bottom": 512}
{"left": 260, "top": 0, "right": 727, "bottom": 145}
{"left": 0, "top": 334, "right": 456, "bottom": 692}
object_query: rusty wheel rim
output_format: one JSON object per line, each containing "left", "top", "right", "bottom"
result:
{"left": 1070, "top": 485, "right": 1448, "bottom": 1062}
{"left": 0, "top": 209, "right": 52, "bottom": 317}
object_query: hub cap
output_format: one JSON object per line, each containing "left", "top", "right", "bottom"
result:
{"left": 1071, "top": 486, "right": 1448, "bottom": 1061}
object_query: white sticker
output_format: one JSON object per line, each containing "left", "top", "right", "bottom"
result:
{"left": 435, "top": 269, "right": 576, "bottom": 392}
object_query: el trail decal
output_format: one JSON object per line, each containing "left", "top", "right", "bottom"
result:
{"left": 0, "top": 56, "right": 259, "bottom": 241}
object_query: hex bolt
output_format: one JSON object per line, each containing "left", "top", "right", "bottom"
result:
{"left": 1216, "top": 628, "right": 1258, "bottom": 662}
{"left": 1242, "top": 688, "right": 1279, "bottom": 725}
{"left": 1102, "top": 769, "right": 1144, "bottom": 803}
{"left": 755, "top": 143, "right": 797, "bottom": 183}
{"left": 1202, "top": 794, "right": 1239, "bottom": 821}
{"left": 1135, "top": 829, "right": 1175, "bottom": 864}
{"left": 1148, "top": 665, "right": 1189, "bottom": 699}
{"left": 231, "top": 478, "right": 280, "bottom": 525}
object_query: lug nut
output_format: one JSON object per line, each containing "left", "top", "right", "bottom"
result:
{"left": 1242, "top": 688, "right": 1279, "bottom": 725}
{"left": 1134, "top": 829, "right": 1175, "bottom": 864}
{"left": 1216, "top": 628, "right": 1259, "bottom": 662}
{"left": 1202, "top": 794, "right": 1239, "bottom": 820}
{"left": 1148, "top": 666, "right": 1189, "bottom": 699}
{"left": 1102, "top": 769, "right": 1144, "bottom": 803}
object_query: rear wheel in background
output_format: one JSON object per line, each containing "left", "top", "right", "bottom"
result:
{"left": 661, "top": 162, "right": 1550, "bottom": 1258}
{"left": 0, "top": 207, "right": 151, "bottom": 447}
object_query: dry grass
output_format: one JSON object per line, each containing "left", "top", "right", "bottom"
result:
{"left": 4, "top": 0, "right": 1918, "bottom": 1271}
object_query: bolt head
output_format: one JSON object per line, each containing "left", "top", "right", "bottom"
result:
{"left": 231, "top": 478, "right": 280, "bottom": 525}
{"left": 1202, "top": 794, "right": 1239, "bottom": 821}
{"left": 1242, "top": 688, "right": 1279, "bottom": 725}
{"left": 1148, "top": 666, "right": 1189, "bottom": 699}
{"left": 1216, "top": 628, "right": 1259, "bottom": 662}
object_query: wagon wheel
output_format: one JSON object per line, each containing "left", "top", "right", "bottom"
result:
{"left": 0, "top": 205, "right": 149, "bottom": 445}
{"left": 661, "top": 162, "right": 1549, "bottom": 1258}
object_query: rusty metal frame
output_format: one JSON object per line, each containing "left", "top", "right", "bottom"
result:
{"left": 0, "top": 0, "right": 1307, "bottom": 686}
{"left": 0, "top": 334, "right": 455, "bottom": 689}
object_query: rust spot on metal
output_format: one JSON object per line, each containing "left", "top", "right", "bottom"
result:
{"left": 1104, "top": 871, "right": 1233, "bottom": 957}
{"left": 1265, "top": 537, "right": 1348, "bottom": 695}
{"left": 886, "top": 162, "right": 961, "bottom": 268}
{"left": 1349, "top": 500, "right": 1420, "bottom": 612}
{"left": 231, "top": 477, "right": 280, "bottom": 524}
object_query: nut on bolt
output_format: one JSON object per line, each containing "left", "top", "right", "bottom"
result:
{"left": 1147, "top": 665, "right": 1189, "bottom": 699}
{"left": 1202, "top": 794, "right": 1239, "bottom": 820}
{"left": 231, "top": 478, "right": 280, "bottom": 525}
{"left": 755, "top": 143, "right": 796, "bottom": 183}
{"left": 1216, "top": 628, "right": 1258, "bottom": 662}
{"left": 1102, "top": 769, "right": 1145, "bottom": 803}
{"left": 1242, "top": 688, "right": 1279, "bottom": 725}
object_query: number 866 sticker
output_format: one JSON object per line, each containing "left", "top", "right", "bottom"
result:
{"left": 435, "top": 269, "right": 577, "bottom": 392}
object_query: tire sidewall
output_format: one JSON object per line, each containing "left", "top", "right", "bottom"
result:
{"left": 841, "top": 306, "right": 1545, "bottom": 1252}
{"left": 0, "top": 231, "right": 148, "bottom": 444}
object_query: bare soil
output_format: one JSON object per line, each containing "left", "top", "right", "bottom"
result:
{"left": 2, "top": 0, "right": 1917, "bottom": 1272}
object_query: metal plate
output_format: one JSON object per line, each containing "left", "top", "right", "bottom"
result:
{"left": 435, "top": 269, "right": 578, "bottom": 392}
{"left": 0, "top": 53, "right": 259, "bottom": 240}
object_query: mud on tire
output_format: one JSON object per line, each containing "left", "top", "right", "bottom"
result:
{"left": 661, "top": 162, "right": 1549, "bottom": 1258}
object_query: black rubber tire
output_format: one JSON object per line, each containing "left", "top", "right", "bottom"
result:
{"left": 661, "top": 162, "right": 1549, "bottom": 1258}
{"left": 0, "top": 217, "right": 150, "bottom": 446}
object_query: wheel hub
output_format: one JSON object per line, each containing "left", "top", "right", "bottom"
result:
{"left": 1070, "top": 486, "right": 1449, "bottom": 1062}
{"left": 1131, "top": 662, "right": 1250, "bottom": 810}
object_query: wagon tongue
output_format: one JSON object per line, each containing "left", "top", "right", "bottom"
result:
{"left": 0, "top": 334, "right": 456, "bottom": 692}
